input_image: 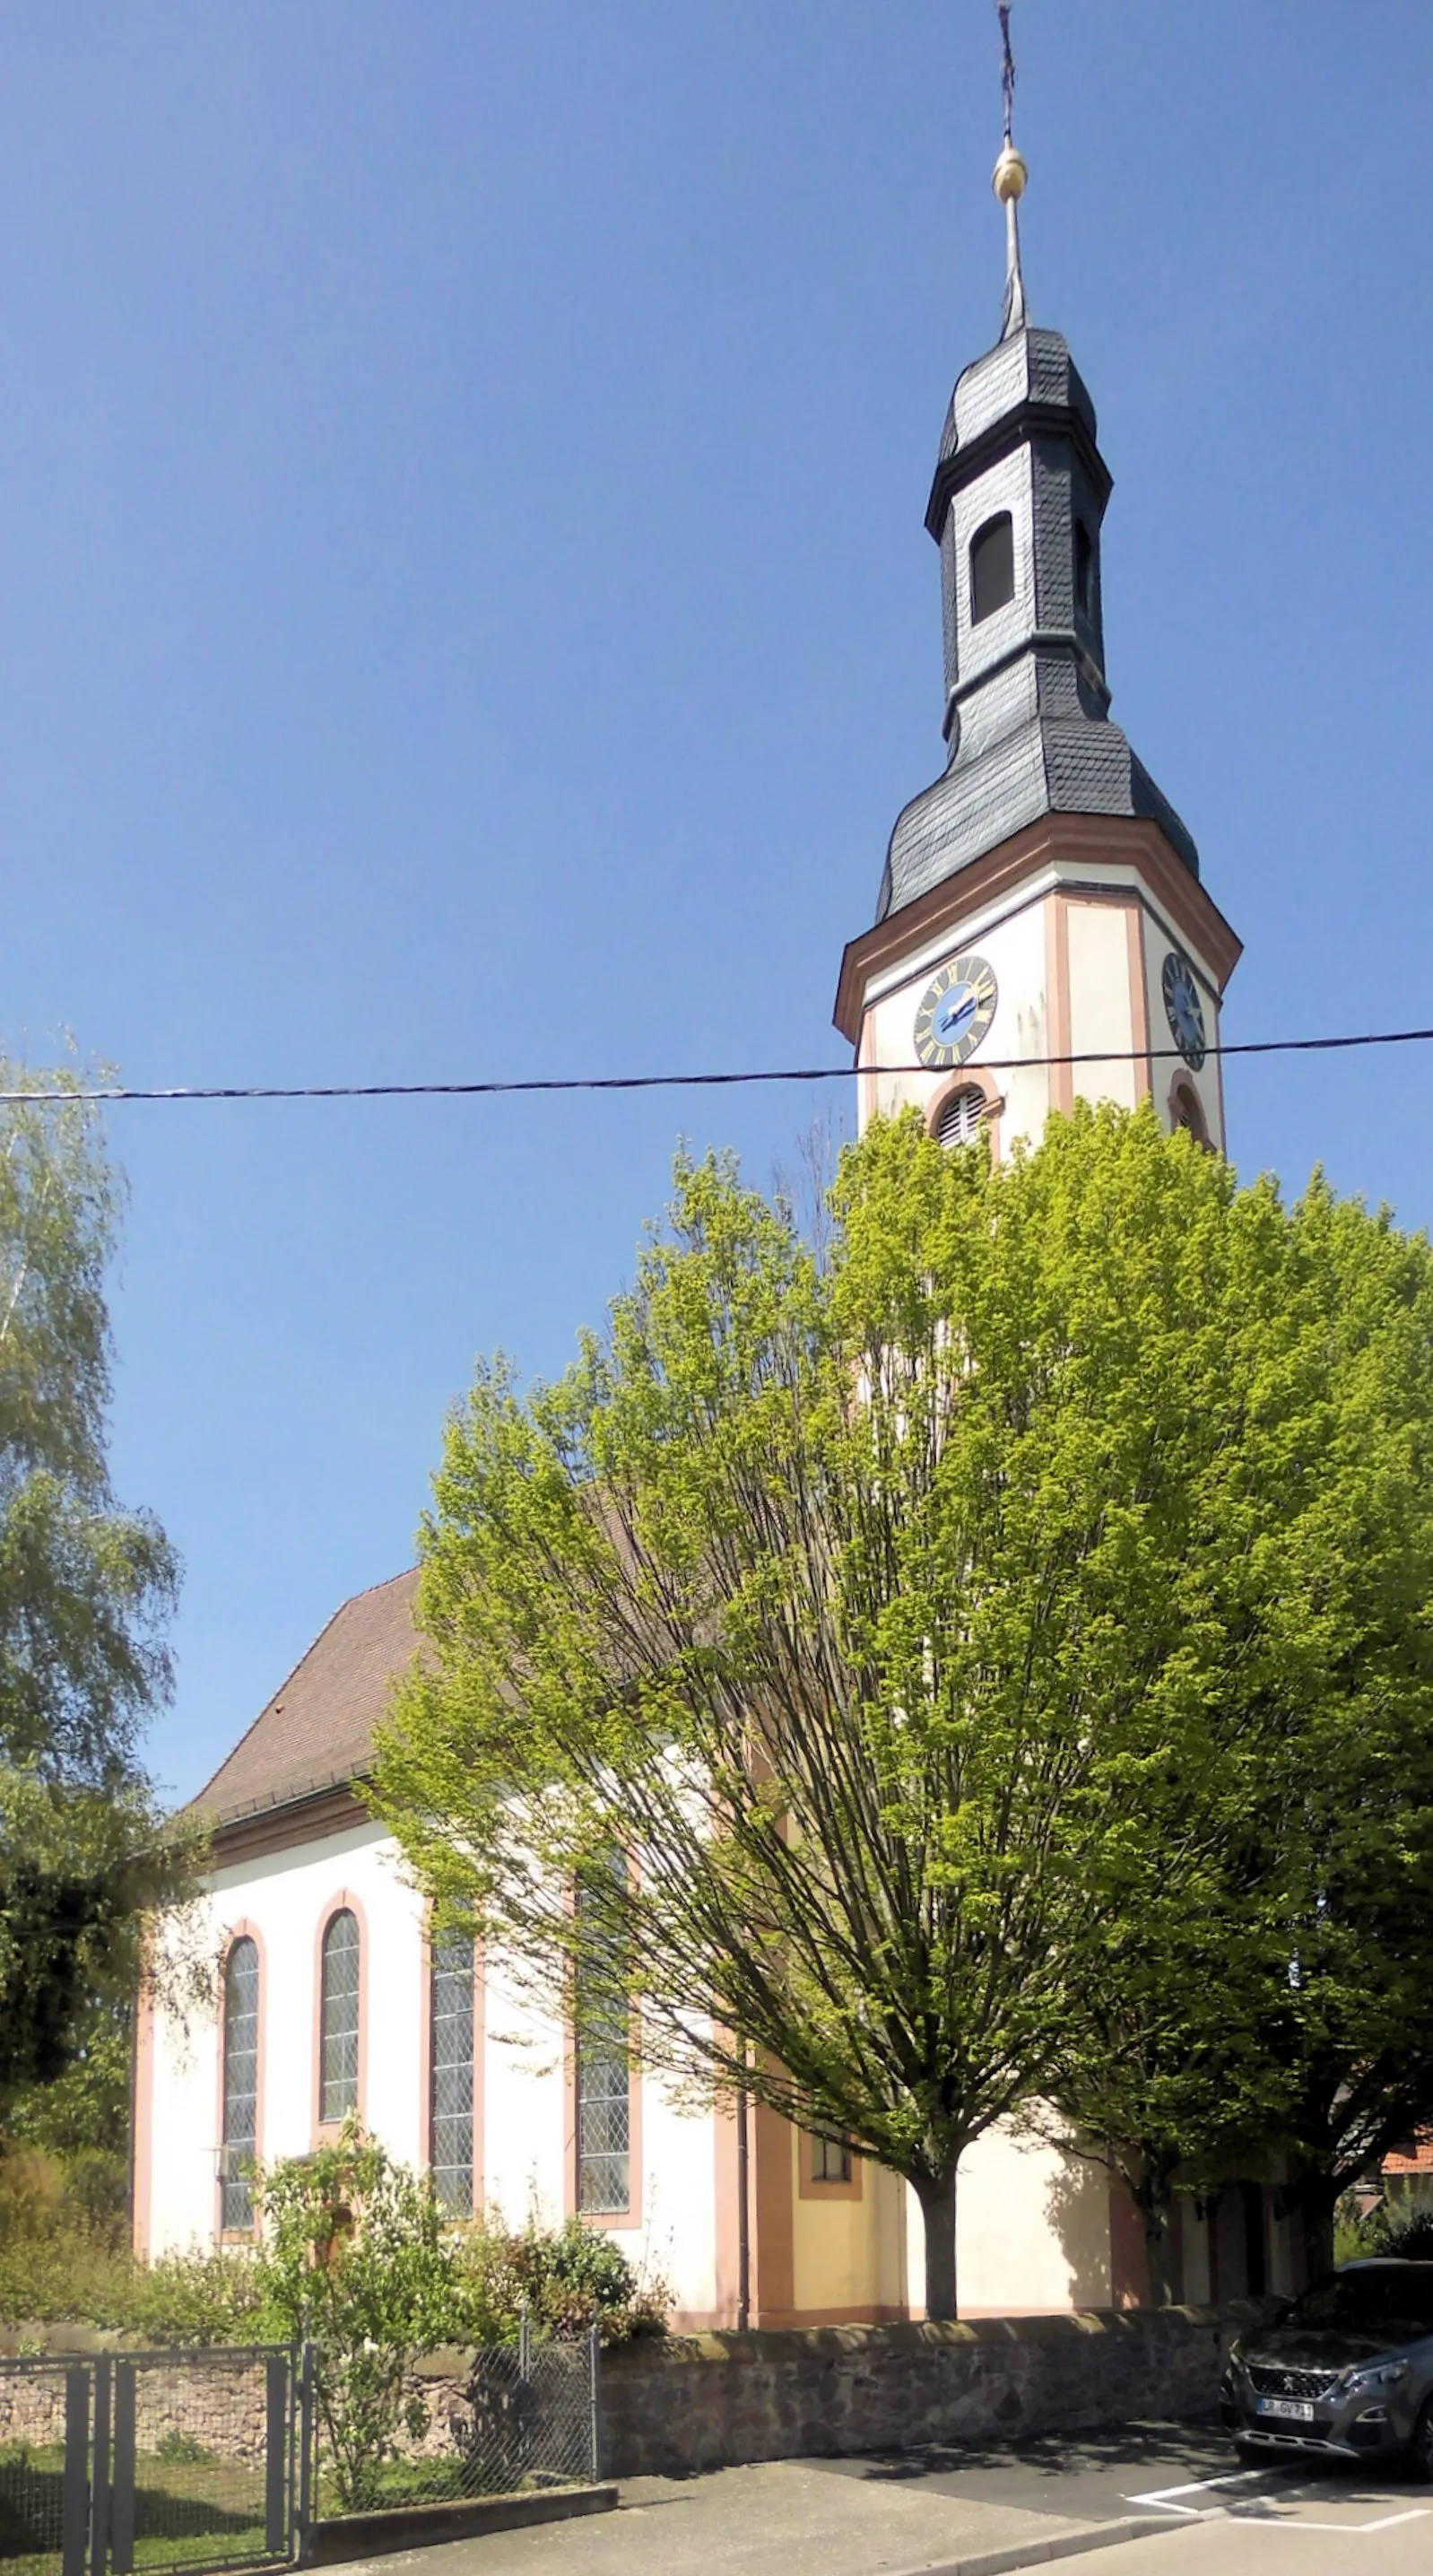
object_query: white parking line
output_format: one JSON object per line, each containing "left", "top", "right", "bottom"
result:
{"left": 1124, "top": 2471, "right": 1432, "bottom": 2536}
{"left": 1125, "top": 2473, "right": 1270, "bottom": 2516}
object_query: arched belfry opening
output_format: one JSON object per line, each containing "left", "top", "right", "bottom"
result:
{"left": 970, "top": 513, "right": 1015, "bottom": 625}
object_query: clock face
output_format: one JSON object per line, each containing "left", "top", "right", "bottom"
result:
{"left": 1161, "top": 949, "right": 1208, "bottom": 1071}
{"left": 914, "top": 953, "right": 998, "bottom": 1071}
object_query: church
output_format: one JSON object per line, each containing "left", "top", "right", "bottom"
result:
{"left": 135, "top": 111, "right": 1281, "bottom": 2323}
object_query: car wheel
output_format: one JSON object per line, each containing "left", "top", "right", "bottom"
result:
{"left": 1409, "top": 2399, "right": 1433, "bottom": 2485}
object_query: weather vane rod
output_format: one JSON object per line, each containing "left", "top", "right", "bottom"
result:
{"left": 994, "top": 2, "right": 1029, "bottom": 340}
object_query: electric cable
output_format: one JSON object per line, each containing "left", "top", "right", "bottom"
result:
{"left": 0, "top": 1022, "right": 1429, "bottom": 1105}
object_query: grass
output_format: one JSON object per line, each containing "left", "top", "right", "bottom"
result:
{"left": 0, "top": 2441, "right": 277, "bottom": 2576}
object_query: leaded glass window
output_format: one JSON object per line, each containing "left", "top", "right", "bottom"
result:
{"left": 575, "top": 1863, "right": 630, "bottom": 2216}
{"left": 430, "top": 1930, "right": 474, "bottom": 2218}
{"left": 220, "top": 1936, "right": 259, "bottom": 2232}
{"left": 319, "top": 1908, "right": 360, "bottom": 2125}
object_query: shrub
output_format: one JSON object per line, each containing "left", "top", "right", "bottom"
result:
{"left": 0, "top": 2145, "right": 260, "bottom": 2339}
{"left": 1379, "top": 2204, "right": 1433, "bottom": 2262}
{"left": 457, "top": 2214, "right": 668, "bottom": 2346}
{"left": 253, "top": 2124, "right": 468, "bottom": 2513}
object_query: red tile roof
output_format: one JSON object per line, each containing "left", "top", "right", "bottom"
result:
{"left": 192, "top": 1568, "right": 424, "bottom": 1825}
{"left": 1384, "top": 2137, "right": 1433, "bottom": 2178}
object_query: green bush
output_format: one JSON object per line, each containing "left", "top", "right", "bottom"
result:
{"left": 1378, "top": 2204, "right": 1433, "bottom": 2261}
{"left": 0, "top": 2131, "right": 669, "bottom": 2360}
{"left": 457, "top": 2214, "right": 668, "bottom": 2347}
{"left": 0, "top": 2145, "right": 260, "bottom": 2339}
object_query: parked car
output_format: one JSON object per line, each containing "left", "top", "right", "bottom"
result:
{"left": 1221, "top": 2259, "right": 1433, "bottom": 2476}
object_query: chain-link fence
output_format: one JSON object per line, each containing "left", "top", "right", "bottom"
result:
{"left": 0, "top": 2359, "right": 89, "bottom": 2576}
{"left": 107, "top": 2352, "right": 292, "bottom": 2576}
{"left": 0, "top": 2351, "right": 292, "bottom": 2576}
{"left": 304, "top": 2325, "right": 601, "bottom": 2524}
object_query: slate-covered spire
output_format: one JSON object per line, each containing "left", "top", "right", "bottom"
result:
{"left": 873, "top": 95, "right": 1198, "bottom": 925}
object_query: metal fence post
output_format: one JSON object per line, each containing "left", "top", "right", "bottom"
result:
{"left": 295, "top": 2342, "right": 317, "bottom": 2565}
{"left": 265, "top": 2354, "right": 290, "bottom": 2560}
{"left": 61, "top": 2365, "right": 91, "bottom": 2576}
{"left": 108, "top": 2362, "right": 135, "bottom": 2576}
{"left": 518, "top": 2301, "right": 530, "bottom": 2381}
{"left": 587, "top": 2323, "right": 602, "bottom": 2485}
{"left": 88, "top": 2355, "right": 110, "bottom": 2576}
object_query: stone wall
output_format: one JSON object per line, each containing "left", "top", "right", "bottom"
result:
{"left": 597, "top": 2305, "right": 1263, "bottom": 2479}
{"left": 0, "top": 2354, "right": 271, "bottom": 2468}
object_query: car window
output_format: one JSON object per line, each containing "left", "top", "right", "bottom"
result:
{"left": 1288, "top": 2268, "right": 1433, "bottom": 2336}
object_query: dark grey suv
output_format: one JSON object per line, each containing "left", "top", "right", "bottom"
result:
{"left": 1221, "top": 2259, "right": 1433, "bottom": 2476}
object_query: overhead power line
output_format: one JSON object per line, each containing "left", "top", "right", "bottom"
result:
{"left": 0, "top": 1022, "right": 1429, "bottom": 1105}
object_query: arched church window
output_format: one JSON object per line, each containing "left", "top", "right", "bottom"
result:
{"left": 430, "top": 1928, "right": 475, "bottom": 2218}
{"left": 970, "top": 513, "right": 1015, "bottom": 624}
{"left": 220, "top": 1935, "right": 259, "bottom": 2232}
{"left": 934, "top": 1085, "right": 987, "bottom": 1150}
{"left": 319, "top": 1907, "right": 360, "bottom": 2125}
{"left": 1074, "top": 521, "right": 1093, "bottom": 618}
{"left": 574, "top": 1856, "right": 630, "bottom": 2215}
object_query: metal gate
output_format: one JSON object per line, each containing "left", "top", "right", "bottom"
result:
{"left": 0, "top": 2349, "right": 296, "bottom": 2576}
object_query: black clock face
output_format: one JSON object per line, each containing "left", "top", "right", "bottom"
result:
{"left": 1161, "top": 949, "right": 1208, "bottom": 1071}
{"left": 914, "top": 953, "right": 998, "bottom": 1072}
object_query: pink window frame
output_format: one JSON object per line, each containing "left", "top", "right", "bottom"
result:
{"left": 312, "top": 1889, "right": 369, "bottom": 2144}
{"left": 215, "top": 1919, "right": 267, "bottom": 2244}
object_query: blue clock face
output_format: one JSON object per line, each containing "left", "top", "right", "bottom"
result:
{"left": 915, "top": 953, "right": 998, "bottom": 1071}
{"left": 1161, "top": 949, "right": 1207, "bottom": 1071}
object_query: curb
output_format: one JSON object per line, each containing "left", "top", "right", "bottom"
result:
{"left": 883, "top": 2512, "right": 1185, "bottom": 2575}
{"left": 300, "top": 2482, "right": 618, "bottom": 2565}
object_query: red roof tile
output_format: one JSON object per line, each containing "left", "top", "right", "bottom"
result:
{"left": 192, "top": 1569, "right": 424, "bottom": 1824}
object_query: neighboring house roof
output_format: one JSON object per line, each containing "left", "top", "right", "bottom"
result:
{"left": 1384, "top": 2137, "right": 1433, "bottom": 2180}
{"left": 192, "top": 1567, "right": 424, "bottom": 1828}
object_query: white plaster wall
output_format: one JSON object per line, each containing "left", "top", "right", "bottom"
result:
{"left": 1066, "top": 901, "right": 1139, "bottom": 1114}
{"left": 860, "top": 893, "right": 1052, "bottom": 1153}
{"left": 1139, "top": 908, "right": 1225, "bottom": 1146}
{"left": 638, "top": 2077, "right": 717, "bottom": 2319}
{"left": 903, "top": 2123, "right": 1112, "bottom": 2318}
{"left": 146, "top": 1829, "right": 724, "bottom": 2315}
{"left": 481, "top": 1961, "right": 717, "bottom": 2317}
{"left": 146, "top": 1823, "right": 427, "bottom": 2257}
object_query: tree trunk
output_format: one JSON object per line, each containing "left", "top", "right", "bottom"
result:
{"left": 915, "top": 2167, "right": 960, "bottom": 2321}
{"left": 1300, "top": 2182, "right": 1337, "bottom": 2288}
{"left": 1142, "top": 2194, "right": 1176, "bottom": 2308}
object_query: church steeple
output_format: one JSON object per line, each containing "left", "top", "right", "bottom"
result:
{"left": 834, "top": 8, "right": 1241, "bottom": 1159}
{"left": 877, "top": 102, "right": 1199, "bottom": 927}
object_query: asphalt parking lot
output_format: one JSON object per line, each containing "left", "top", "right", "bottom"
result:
{"left": 346, "top": 2424, "right": 1433, "bottom": 2575}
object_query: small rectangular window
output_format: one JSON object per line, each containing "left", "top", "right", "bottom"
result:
{"left": 812, "top": 2132, "right": 853, "bottom": 2186}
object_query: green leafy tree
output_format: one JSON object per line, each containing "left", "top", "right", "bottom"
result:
{"left": 1049, "top": 1171, "right": 1433, "bottom": 2292}
{"left": 374, "top": 1107, "right": 1433, "bottom": 2319}
{"left": 0, "top": 1064, "right": 185, "bottom": 2140}
{"left": 255, "top": 2125, "right": 468, "bottom": 2512}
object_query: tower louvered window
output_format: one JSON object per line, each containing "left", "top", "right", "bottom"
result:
{"left": 575, "top": 1859, "right": 630, "bottom": 2215}
{"left": 220, "top": 1936, "right": 259, "bottom": 2232}
{"left": 430, "top": 1930, "right": 475, "bottom": 2218}
{"left": 970, "top": 512, "right": 1015, "bottom": 623}
{"left": 934, "top": 1085, "right": 987, "bottom": 1150}
{"left": 319, "top": 1908, "right": 360, "bottom": 2125}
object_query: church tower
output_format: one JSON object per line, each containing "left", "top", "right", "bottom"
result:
{"left": 833, "top": 80, "right": 1240, "bottom": 1156}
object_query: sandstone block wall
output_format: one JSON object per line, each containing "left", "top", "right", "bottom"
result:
{"left": 597, "top": 2305, "right": 1261, "bottom": 2479}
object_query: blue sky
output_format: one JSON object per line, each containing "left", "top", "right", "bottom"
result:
{"left": 0, "top": 3, "right": 1429, "bottom": 1802}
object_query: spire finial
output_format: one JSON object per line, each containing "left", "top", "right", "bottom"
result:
{"left": 993, "top": 3, "right": 1029, "bottom": 340}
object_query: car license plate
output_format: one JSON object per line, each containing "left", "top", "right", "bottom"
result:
{"left": 1255, "top": 2398, "right": 1315, "bottom": 2423}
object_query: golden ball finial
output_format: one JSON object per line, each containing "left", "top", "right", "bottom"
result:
{"left": 993, "top": 140, "right": 1028, "bottom": 205}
